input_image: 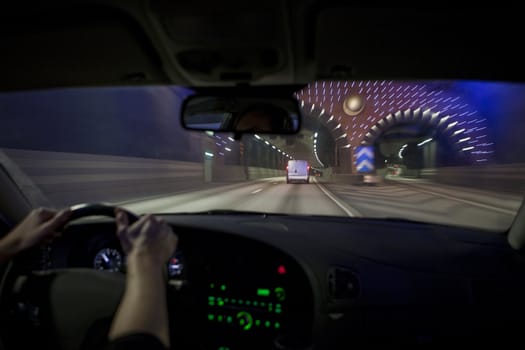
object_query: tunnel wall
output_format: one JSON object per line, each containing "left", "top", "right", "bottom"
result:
{"left": 1, "top": 148, "right": 283, "bottom": 207}
{"left": 420, "top": 164, "right": 525, "bottom": 194}
{"left": 328, "top": 164, "right": 525, "bottom": 194}
{"left": 211, "top": 165, "right": 285, "bottom": 182}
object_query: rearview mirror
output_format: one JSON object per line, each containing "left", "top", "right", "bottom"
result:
{"left": 181, "top": 89, "right": 301, "bottom": 137}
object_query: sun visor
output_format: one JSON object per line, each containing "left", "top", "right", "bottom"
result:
{"left": 313, "top": 7, "right": 525, "bottom": 81}
{"left": 0, "top": 4, "right": 171, "bottom": 91}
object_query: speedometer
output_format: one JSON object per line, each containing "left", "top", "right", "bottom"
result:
{"left": 93, "top": 248, "right": 123, "bottom": 272}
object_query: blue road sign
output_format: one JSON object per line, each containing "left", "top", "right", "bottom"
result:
{"left": 355, "top": 146, "right": 374, "bottom": 173}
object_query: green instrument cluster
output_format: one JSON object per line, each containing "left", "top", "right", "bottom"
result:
{"left": 205, "top": 283, "right": 286, "bottom": 332}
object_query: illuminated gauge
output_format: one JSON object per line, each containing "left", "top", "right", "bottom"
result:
{"left": 167, "top": 251, "right": 184, "bottom": 278}
{"left": 93, "top": 248, "right": 123, "bottom": 272}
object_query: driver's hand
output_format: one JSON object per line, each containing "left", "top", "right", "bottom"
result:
{"left": 115, "top": 208, "right": 178, "bottom": 266}
{"left": 0, "top": 208, "right": 71, "bottom": 262}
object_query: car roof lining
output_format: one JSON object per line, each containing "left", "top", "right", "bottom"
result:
{"left": 1, "top": 2, "right": 525, "bottom": 91}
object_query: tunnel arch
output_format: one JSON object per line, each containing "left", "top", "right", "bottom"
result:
{"left": 296, "top": 80, "right": 495, "bottom": 172}
{"left": 361, "top": 107, "right": 490, "bottom": 164}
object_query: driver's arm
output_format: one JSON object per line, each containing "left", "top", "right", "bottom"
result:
{"left": 108, "top": 209, "right": 177, "bottom": 349}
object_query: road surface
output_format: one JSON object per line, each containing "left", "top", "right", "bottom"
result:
{"left": 121, "top": 177, "right": 353, "bottom": 217}
{"left": 120, "top": 176, "right": 521, "bottom": 232}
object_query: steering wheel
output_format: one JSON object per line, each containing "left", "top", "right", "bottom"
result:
{"left": 0, "top": 204, "right": 139, "bottom": 350}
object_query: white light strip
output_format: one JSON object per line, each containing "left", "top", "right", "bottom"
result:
{"left": 398, "top": 144, "right": 408, "bottom": 159}
{"left": 204, "top": 152, "right": 214, "bottom": 157}
{"left": 462, "top": 146, "right": 474, "bottom": 151}
{"left": 417, "top": 138, "right": 432, "bottom": 147}
{"left": 453, "top": 128, "right": 466, "bottom": 136}
{"left": 458, "top": 137, "right": 471, "bottom": 143}
{"left": 224, "top": 147, "right": 231, "bottom": 152}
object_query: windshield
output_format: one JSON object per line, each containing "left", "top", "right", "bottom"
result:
{"left": 1, "top": 80, "right": 524, "bottom": 232}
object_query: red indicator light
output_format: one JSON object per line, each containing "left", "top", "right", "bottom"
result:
{"left": 277, "top": 265, "right": 286, "bottom": 275}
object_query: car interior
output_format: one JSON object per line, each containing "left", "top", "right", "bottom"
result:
{"left": 1, "top": 2, "right": 525, "bottom": 350}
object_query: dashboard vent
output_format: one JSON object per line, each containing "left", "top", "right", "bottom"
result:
{"left": 328, "top": 267, "right": 360, "bottom": 300}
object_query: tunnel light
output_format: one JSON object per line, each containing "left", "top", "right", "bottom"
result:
{"left": 328, "top": 115, "right": 334, "bottom": 122}
{"left": 225, "top": 147, "right": 231, "bottom": 152}
{"left": 205, "top": 131, "right": 214, "bottom": 137}
{"left": 265, "top": 141, "right": 270, "bottom": 145}
{"left": 301, "top": 100, "right": 304, "bottom": 107}
{"left": 417, "top": 138, "right": 432, "bottom": 147}
{"left": 314, "top": 139, "right": 317, "bottom": 144}
{"left": 272, "top": 145, "right": 277, "bottom": 150}
{"left": 462, "top": 146, "right": 474, "bottom": 151}
{"left": 453, "top": 128, "right": 466, "bottom": 136}
{"left": 319, "top": 109, "right": 325, "bottom": 117}
{"left": 447, "top": 121, "right": 458, "bottom": 129}
{"left": 398, "top": 144, "right": 408, "bottom": 159}
{"left": 333, "top": 123, "right": 341, "bottom": 130}
{"left": 254, "top": 134, "right": 261, "bottom": 140}
{"left": 439, "top": 116, "right": 450, "bottom": 124}
{"left": 204, "top": 152, "right": 214, "bottom": 158}
{"left": 458, "top": 137, "right": 471, "bottom": 143}
{"left": 228, "top": 137, "right": 235, "bottom": 142}
{"left": 342, "top": 144, "right": 351, "bottom": 148}
{"left": 314, "top": 132, "right": 318, "bottom": 138}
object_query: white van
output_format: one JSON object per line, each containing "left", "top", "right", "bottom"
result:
{"left": 286, "top": 160, "right": 310, "bottom": 184}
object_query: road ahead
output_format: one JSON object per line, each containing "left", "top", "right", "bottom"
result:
{"left": 120, "top": 176, "right": 521, "bottom": 232}
{"left": 4, "top": 149, "right": 521, "bottom": 231}
{"left": 121, "top": 177, "right": 352, "bottom": 217}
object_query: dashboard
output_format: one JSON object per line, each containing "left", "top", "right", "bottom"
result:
{"left": 49, "top": 220, "right": 314, "bottom": 350}
{"left": 15, "top": 213, "right": 525, "bottom": 349}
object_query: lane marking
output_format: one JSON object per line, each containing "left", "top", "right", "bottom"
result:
{"left": 392, "top": 181, "right": 517, "bottom": 215}
{"left": 313, "top": 179, "right": 361, "bottom": 217}
{"left": 251, "top": 188, "right": 263, "bottom": 194}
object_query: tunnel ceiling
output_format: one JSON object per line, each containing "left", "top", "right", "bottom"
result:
{"left": 295, "top": 80, "right": 495, "bottom": 169}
